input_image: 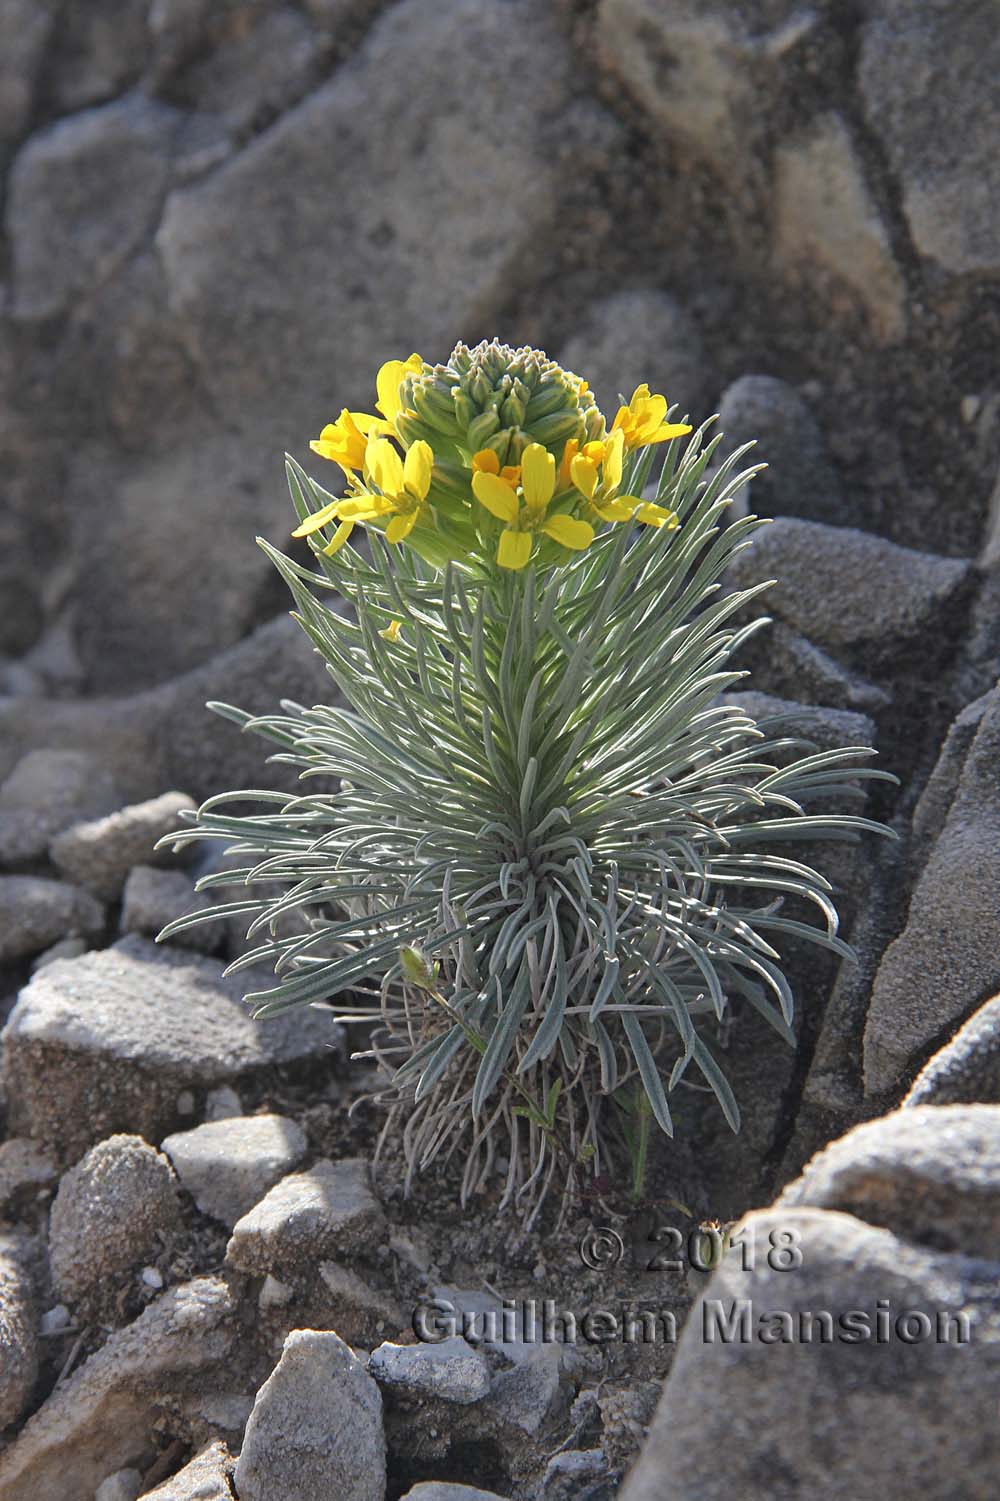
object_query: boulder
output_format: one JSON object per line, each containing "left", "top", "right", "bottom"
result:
{"left": 0, "top": 876, "right": 104, "bottom": 963}
{"left": 226, "top": 1157, "right": 385, "bottom": 1275}
{"left": 717, "top": 376, "right": 843, "bottom": 527}
{"left": 0, "top": 749, "right": 124, "bottom": 866}
{"left": 50, "top": 791, "right": 197, "bottom": 900}
{"left": 557, "top": 290, "right": 707, "bottom": 423}
{"left": 161, "top": 1113, "right": 308, "bottom": 1228}
{"left": 48, "top": 1134, "right": 180, "bottom": 1307}
{"left": 234, "top": 1328, "right": 386, "bottom": 1501}
{"left": 120, "top": 866, "right": 219, "bottom": 953}
{"left": 905, "top": 995, "right": 1000, "bottom": 1109}
{"left": 0, "top": 0, "right": 55, "bottom": 144}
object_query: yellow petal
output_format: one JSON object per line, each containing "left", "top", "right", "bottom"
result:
{"left": 497, "top": 529, "right": 533, "bottom": 570}
{"left": 558, "top": 438, "right": 580, "bottom": 488}
{"left": 521, "top": 442, "right": 555, "bottom": 511}
{"left": 648, "top": 421, "right": 693, "bottom": 444}
{"left": 403, "top": 439, "right": 433, "bottom": 501}
{"left": 602, "top": 427, "right": 625, "bottom": 489}
{"left": 380, "top": 619, "right": 403, "bottom": 641}
{"left": 593, "top": 499, "right": 635, "bottom": 522}
{"left": 634, "top": 502, "right": 679, "bottom": 529}
{"left": 386, "top": 511, "right": 419, "bottom": 543}
{"left": 375, "top": 354, "right": 422, "bottom": 423}
{"left": 472, "top": 448, "right": 500, "bottom": 475}
{"left": 570, "top": 454, "right": 599, "bottom": 500}
{"left": 366, "top": 437, "right": 404, "bottom": 497}
{"left": 322, "top": 519, "right": 354, "bottom": 555}
{"left": 337, "top": 495, "right": 391, "bottom": 520}
{"left": 542, "top": 514, "right": 595, "bottom": 551}
{"left": 473, "top": 470, "right": 520, "bottom": 523}
{"left": 291, "top": 500, "right": 342, "bottom": 537}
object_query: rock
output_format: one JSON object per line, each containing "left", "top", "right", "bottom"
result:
{"left": 119, "top": 865, "right": 219, "bottom": 953}
{"left": 48, "top": 1134, "right": 180, "bottom": 1307}
{"left": 7, "top": 98, "right": 180, "bottom": 321}
{"left": 0, "top": 1278, "right": 237, "bottom": 1501}
{"left": 205, "top": 1085, "right": 243, "bottom": 1121}
{"left": 161, "top": 1113, "right": 307, "bottom": 1227}
{"left": 726, "top": 516, "right": 972, "bottom": 663}
{"left": 773, "top": 113, "right": 905, "bottom": 342}
{"left": 226, "top": 1157, "right": 385, "bottom": 1275}
{"left": 156, "top": 0, "right": 575, "bottom": 427}
{"left": 259, "top": 1273, "right": 294, "bottom": 1310}
{"left": 859, "top": 0, "right": 1000, "bottom": 275}
{"left": 0, "top": 1235, "right": 38, "bottom": 1430}
{"left": 316, "top": 1261, "right": 406, "bottom": 1346}
{"left": 541, "top": 1449, "right": 610, "bottom": 1498}
{"left": 557, "top": 290, "right": 706, "bottom": 423}
{"left": 370, "top": 1336, "right": 491, "bottom": 1405}
{"left": 0, "top": 936, "right": 338, "bottom": 1160}
{"left": 94, "top": 1470, "right": 143, "bottom": 1501}
{"left": 0, "top": 748, "right": 122, "bottom": 866}
{"left": 717, "top": 377, "right": 843, "bottom": 525}
{"left": 909, "top": 690, "right": 993, "bottom": 868}
{"left": 50, "top": 791, "right": 197, "bottom": 900}
{"left": 0, "top": 0, "right": 55, "bottom": 144}
{"left": 30, "top": 936, "right": 89, "bottom": 973}
{"left": 46, "top": 0, "right": 150, "bottom": 112}
{"left": 735, "top": 621, "right": 890, "bottom": 714}
{"left": 777, "top": 1105, "right": 1000, "bottom": 1255}
{"left": 400, "top": 1488, "right": 509, "bottom": 1501}
{"left": 905, "top": 995, "right": 1000, "bottom": 1108}
{"left": 142, "top": 1442, "right": 235, "bottom": 1500}
{"left": 0, "top": 876, "right": 103, "bottom": 963}
{"left": 39, "top": 1304, "right": 70, "bottom": 1335}
{"left": 0, "top": 1137, "right": 57, "bottom": 1216}
{"left": 234, "top": 1328, "right": 386, "bottom": 1501}
{"left": 620, "top": 1207, "right": 1000, "bottom": 1501}
{"left": 865, "top": 689, "right": 1000, "bottom": 1094}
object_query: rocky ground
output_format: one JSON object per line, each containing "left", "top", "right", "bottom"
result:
{"left": 1, "top": 0, "right": 999, "bottom": 1497}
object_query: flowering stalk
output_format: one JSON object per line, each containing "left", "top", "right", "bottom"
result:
{"left": 161, "top": 340, "right": 893, "bottom": 1225}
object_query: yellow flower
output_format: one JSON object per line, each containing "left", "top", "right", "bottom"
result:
{"left": 376, "top": 353, "right": 424, "bottom": 426}
{"left": 558, "top": 437, "right": 607, "bottom": 489}
{"left": 472, "top": 449, "right": 521, "bottom": 489}
{"left": 472, "top": 441, "right": 594, "bottom": 570}
{"left": 309, "top": 408, "right": 388, "bottom": 474}
{"left": 338, "top": 436, "right": 434, "bottom": 545}
{"left": 380, "top": 619, "right": 403, "bottom": 642}
{"left": 611, "top": 384, "right": 692, "bottom": 450}
{"left": 569, "top": 428, "right": 679, "bottom": 532}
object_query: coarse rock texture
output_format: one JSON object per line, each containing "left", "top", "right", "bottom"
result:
{"left": 904, "top": 994, "right": 1000, "bottom": 1109}
{"left": 864, "top": 687, "right": 1000, "bottom": 1096}
{"left": 234, "top": 1328, "right": 385, "bottom": 1501}
{"left": 620, "top": 1208, "right": 1000, "bottom": 1501}
{"left": 370, "top": 1336, "right": 492, "bottom": 1405}
{"left": 776, "top": 1105, "right": 1000, "bottom": 1256}
{"left": 557, "top": 289, "right": 706, "bottom": 424}
{"left": 48, "top": 1134, "right": 180, "bottom": 1308}
{"left": 0, "top": 749, "right": 124, "bottom": 866}
{"left": 141, "top": 1442, "right": 235, "bottom": 1501}
{"left": 119, "top": 865, "right": 219, "bottom": 952}
{"left": 0, "top": 1278, "right": 238, "bottom": 1501}
{"left": 716, "top": 376, "right": 843, "bottom": 527}
{"left": 0, "top": 1235, "right": 38, "bottom": 1431}
{"left": 400, "top": 1488, "right": 510, "bottom": 1501}
{"left": 49, "top": 792, "right": 197, "bottom": 900}
{"left": 0, "top": 936, "right": 338, "bottom": 1160}
{"left": 161, "top": 1113, "right": 308, "bottom": 1228}
{"left": 0, "top": 1138, "right": 57, "bottom": 1217}
{"left": 0, "top": 876, "right": 104, "bottom": 963}
{"left": 226, "top": 1157, "right": 385, "bottom": 1275}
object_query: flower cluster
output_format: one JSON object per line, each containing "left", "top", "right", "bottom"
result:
{"left": 294, "top": 340, "right": 691, "bottom": 571}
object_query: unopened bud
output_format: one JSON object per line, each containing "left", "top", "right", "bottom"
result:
{"left": 400, "top": 945, "right": 439, "bottom": 991}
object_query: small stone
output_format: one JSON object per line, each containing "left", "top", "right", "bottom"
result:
{"left": 141, "top": 1266, "right": 164, "bottom": 1290}
{"left": 162, "top": 1114, "right": 308, "bottom": 1228}
{"left": 0, "top": 876, "right": 104, "bottom": 964}
{"left": 48, "top": 1134, "right": 180, "bottom": 1307}
{"left": 0, "top": 1236, "right": 38, "bottom": 1430}
{"left": 95, "top": 1469, "right": 143, "bottom": 1501}
{"left": 30, "top": 936, "right": 89, "bottom": 973}
{"left": 40, "top": 1304, "right": 71, "bottom": 1335}
{"left": 259, "top": 1274, "right": 294, "bottom": 1310}
{"left": 318, "top": 1261, "right": 407, "bottom": 1344}
{"left": 119, "top": 865, "right": 219, "bottom": 953}
{"left": 399, "top": 1488, "right": 509, "bottom": 1501}
{"left": 141, "top": 1442, "right": 235, "bottom": 1501}
{"left": 50, "top": 791, "right": 197, "bottom": 900}
{"left": 205, "top": 1085, "right": 243, "bottom": 1121}
{"left": 542, "top": 1449, "right": 609, "bottom": 1497}
{"left": 369, "top": 1336, "right": 491, "bottom": 1405}
{"left": 0, "top": 749, "right": 123, "bottom": 864}
{"left": 234, "top": 1328, "right": 385, "bottom": 1501}
{"left": 176, "top": 1091, "right": 196, "bottom": 1116}
{"left": 0, "top": 1277, "right": 237, "bottom": 1500}
{"left": 227, "top": 1158, "right": 385, "bottom": 1276}
{"left": 0, "top": 1137, "right": 57, "bottom": 1214}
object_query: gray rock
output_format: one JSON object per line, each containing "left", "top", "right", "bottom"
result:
{"left": 50, "top": 791, "right": 197, "bottom": 900}
{"left": 46, "top": 0, "right": 150, "bottom": 112}
{"left": 727, "top": 516, "right": 972, "bottom": 659}
{"left": 0, "top": 748, "right": 122, "bottom": 866}
{"left": 316, "top": 1261, "right": 406, "bottom": 1346}
{"left": 717, "top": 377, "right": 843, "bottom": 526}
{"left": 905, "top": 995, "right": 1000, "bottom": 1109}
{"left": 0, "top": 936, "right": 337, "bottom": 1160}
{"left": 777, "top": 1105, "right": 1000, "bottom": 1256}
{"left": 226, "top": 1157, "right": 385, "bottom": 1275}
{"left": 94, "top": 1470, "right": 143, "bottom": 1501}
{"left": 865, "top": 690, "right": 1000, "bottom": 1094}
{"left": 205, "top": 1085, "right": 243, "bottom": 1121}
{"left": 0, "top": 0, "right": 55, "bottom": 143}
{"left": 119, "top": 865, "right": 219, "bottom": 953}
{"left": 7, "top": 97, "right": 180, "bottom": 321}
{"left": 156, "top": 0, "right": 574, "bottom": 427}
{"left": 0, "top": 1277, "right": 237, "bottom": 1501}
{"left": 30, "top": 936, "right": 89, "bottom": 973}
{"left": 909, "top": 690, "right": 993, "bottom": 869}
{"left": 369, "top": 1335, "right": 491, "bottom": 1405}
{"left": 0, "top": 876, "right": 104, "bottom": 963}
{"left": 0, "top": 1137, "right": 57, "bottom": 1215}
{"left": 736, "top": 621, "right": 890, "bottom": 714}
{"left": 0, "top": 1235, "right": 38, "bottom": 1430}
{"left": 161, "top": 1113, "right": 308, "bottom": 1228}
{"left": 620, "top": 1207, "right": 1000, "bottom": 1501}
{"left": 142, "top": 1442, "right": 235, "bottom": 1500}
{"left": 234, "top": 1328, "right": 385, "bottom": 1501}
{"left": 48, "top": 1134, "right": 180, "bottom": 1306}
{"left": 541, "top": 1449, "right": 609, "bottom": 1499}
{"left": 773, "top": 113, "right": 905, "bottom": 343}
{"left": 400, "top": 1488, "right": 509, "bottom": 1501}
{"left": 557, "top": 289, "right": 706, "bottom": 424}
{"left": 859, "top": 0, "right": 1000, "bottom": 275}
